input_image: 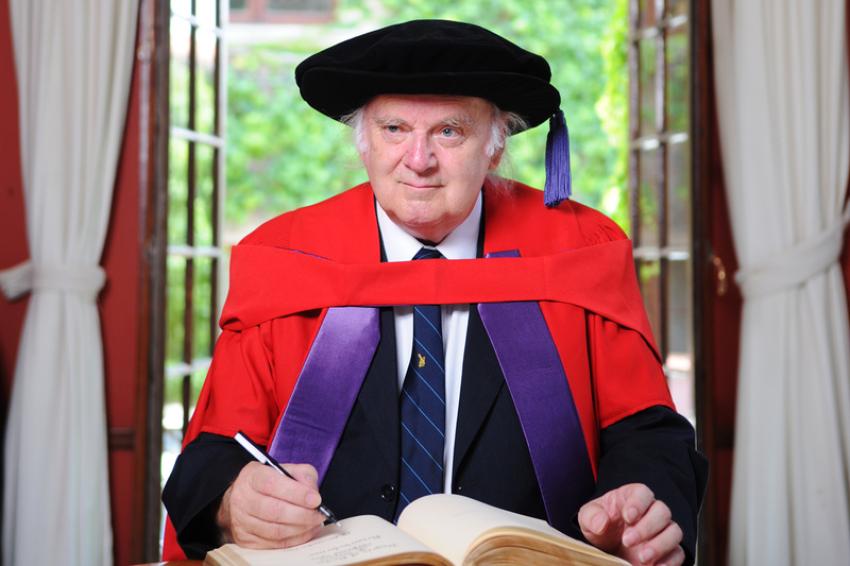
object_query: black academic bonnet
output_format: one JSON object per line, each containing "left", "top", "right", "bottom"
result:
{"left": 295, "top": 19, "right": 562, "bottom": 130}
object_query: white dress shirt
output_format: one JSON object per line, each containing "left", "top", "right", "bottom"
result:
{"left": 375, "top": 194, "right": 481, "bottom": 493}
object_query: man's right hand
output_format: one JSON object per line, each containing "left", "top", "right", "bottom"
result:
{"left": 216, "top": 461, "right": 326, "bottom": 549}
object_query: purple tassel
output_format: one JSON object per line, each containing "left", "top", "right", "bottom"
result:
{"left": 544, "top": 109, "right": 572, "bottom": 207}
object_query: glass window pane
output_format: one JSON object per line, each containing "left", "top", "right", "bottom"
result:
{"left": 163, "top": 373, "right": 186, "bottom": 422}
{"left": 171, "top": 0, "right": 192, "bottom": 19}
{"left": 169, "top": 18, "right": 191, "bottom": 130}
{"left": 638, "top": 147, "right": 660, "bottom": 248}
{"left": 666, "top": 28, "right": 689, "bottom": 134}
{"left": 161, "top": 371, "right": 185, "bottom": 485}
{"left": 666, "top": 258, "right": 694, "bottom": 422}
{"left": 196, "top": 28, "right": 219, "bottom": 135}
{"left": 638, "top": 259, "right": 662, "bottom": 343}
{"left": 168, "top": 138, "right": 189, "bottom": 245}
{"left": 165, "top": 256, "right": 186, "bottom": 365}
{"left": 639, "top": 38, "right": 657, "bottom": 137}
{"left": 666, "top": 259, "right": 692, "bottom": 356}
{"left": 195, "top": 144, "right": 216, "bottom": 247}
{"left": 193, "top": 256, "right": 214, "bottom": 359}
{"left": 667, "top": 139, "right": 690, "bottom": 248}
{"left": 230, "top": 0, "right": 247, "bottom": 10}
{"left": 628, "top": 0, "right": 693, "bottom": 428}
{"left": 196, "top": 0, "right": 219, "bottom": 27}
{"left": 667, "top": 0, "right": 688, "bottom": 19}
{"left": 639, "top": 0, "right": 657, "bottom": 28}
{"left": 189, "top": 367, "right": 210, "bottom": 416}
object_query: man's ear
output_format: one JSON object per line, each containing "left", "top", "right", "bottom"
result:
{"left": 357, "top": 141, "right": 371, "bottom": 164}
{"left": 489, "top": 147, "right": 504, "bottom": 170}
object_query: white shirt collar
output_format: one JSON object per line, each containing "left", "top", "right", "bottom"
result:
{"left": 375, "top": 193, "right": 481, "bottom": 262}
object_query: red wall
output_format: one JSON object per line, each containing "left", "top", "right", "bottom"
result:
{"left": 0, "top": 1, "right": 146, "bottom": 564}
{"left": 101, "top": 31, "right": 145, "bottom": 566}
{"left": 0, "top": 0, "right": 27, "bottom": 403}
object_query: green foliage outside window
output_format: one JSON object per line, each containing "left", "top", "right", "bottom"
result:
{"left": 225, "top": 0, "right": 629, "bottom": 236}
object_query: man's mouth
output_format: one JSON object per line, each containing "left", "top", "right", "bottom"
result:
{"left": 401, "top": 181, "right": 442, "bottom": 189}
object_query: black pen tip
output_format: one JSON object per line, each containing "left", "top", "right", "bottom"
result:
{"left": 320, "top": 506, "right": 338, "bottom": 525}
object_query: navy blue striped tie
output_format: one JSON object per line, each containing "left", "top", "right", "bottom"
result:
{"left": 396, "top": 247, "right": 445, "bottom": 519}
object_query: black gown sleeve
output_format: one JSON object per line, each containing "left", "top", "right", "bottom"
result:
{"left": 164, "top": 410, "right": 708, "bottom": 562}
{"left": 593, "top": 405, "right": 708, "bottom": 566}
{"left": 162, "top": 432, "right": 254, "bottom": 559}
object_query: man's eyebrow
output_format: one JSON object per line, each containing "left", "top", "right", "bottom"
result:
{"left": 371, "top": 115, "right": 477, "bottom": 127}
{"left": 441, "top": 115, "right": 475, "bottom": 127}
{"left": 373, "top": 116, "right": 407, "bottom": 126}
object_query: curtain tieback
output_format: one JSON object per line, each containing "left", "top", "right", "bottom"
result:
{"left": 735, "top": 208, "right": 850, "bottom": 299}
{"left": 0, "top": 260, "right": 106, "bottom": 301}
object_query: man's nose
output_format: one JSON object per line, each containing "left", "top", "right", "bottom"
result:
{"left": 403, "top": 134, "right": 437, "bottom": 173}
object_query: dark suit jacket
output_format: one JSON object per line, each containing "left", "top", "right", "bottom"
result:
{"left": 163, "top": 300, "right": 706, "bottom": 562}
{"left": 320, "top": 303, "right": 548, "bottom": 524}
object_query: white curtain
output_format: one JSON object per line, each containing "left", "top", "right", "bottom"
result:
{"left": 712, "top": 1, "right": 850, "bottom": 564}
{"left": 0, "top": 2, "right": 138, "bottom": 565}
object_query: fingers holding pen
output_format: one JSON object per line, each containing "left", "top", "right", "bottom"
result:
{"left": 250, "top": 462, "right": 323, "bottom": 510}
{"left": 218, "top": 462, "right": 325, "bottom": 549}
{"left": 283, "top": 463, "right": 325, "bottom": 512}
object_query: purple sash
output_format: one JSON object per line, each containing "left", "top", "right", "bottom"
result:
{"left": 269, "top": 253, "right": 594, "bottom": 533}
{"left": 268, "top": 307, "right": 379, "bottom": 477}
{"left": 477, "top": 250, "right": 594, "bottom": 532}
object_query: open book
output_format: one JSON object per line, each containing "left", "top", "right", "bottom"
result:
{"left": 204, "top": 493, "right": 628, "bottom": 566}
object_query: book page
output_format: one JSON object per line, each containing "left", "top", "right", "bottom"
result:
{"left": 213, "top": 515, "right": 441, "bottom": 565}
{"left": 397, "top": 494, "right": 619, "bottom": 565}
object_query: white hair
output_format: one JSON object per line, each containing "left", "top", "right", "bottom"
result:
{"left": 485, "top": 106, "right": 527, "bottom": 158}
{"left": 340, "top": 107, "right": 369, "bottom": 154}
{"left": 340, "top": 102, "right": 527, "bottom": 161}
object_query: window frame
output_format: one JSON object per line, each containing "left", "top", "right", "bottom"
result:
{"left": 143, "top": 0, "right": 228, "bottom": 558}
{"left": 628, "top": 0, "right": 696, "bottom": 422}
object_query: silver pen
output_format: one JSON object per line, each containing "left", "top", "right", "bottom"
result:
{"left": 234, "top": 431, "right": 338, "bottom": 524}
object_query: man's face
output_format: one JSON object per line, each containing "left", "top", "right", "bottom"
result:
{"left": 359, "top": 95, "right": 503, "bottom": 243}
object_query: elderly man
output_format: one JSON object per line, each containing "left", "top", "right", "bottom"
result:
{"left": 163, "top": 20, "right": 706, "bottom": 566}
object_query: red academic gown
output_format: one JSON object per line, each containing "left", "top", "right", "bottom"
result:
{"left": 162, "top": 180, "right": 680, "bottom": 559}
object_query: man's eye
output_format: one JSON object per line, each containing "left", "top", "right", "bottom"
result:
{"left": 440, "top": 127, "right": 459, "bottom": 137}
{"left": 385, "top": 125, "right": 401, "bottom": 133}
